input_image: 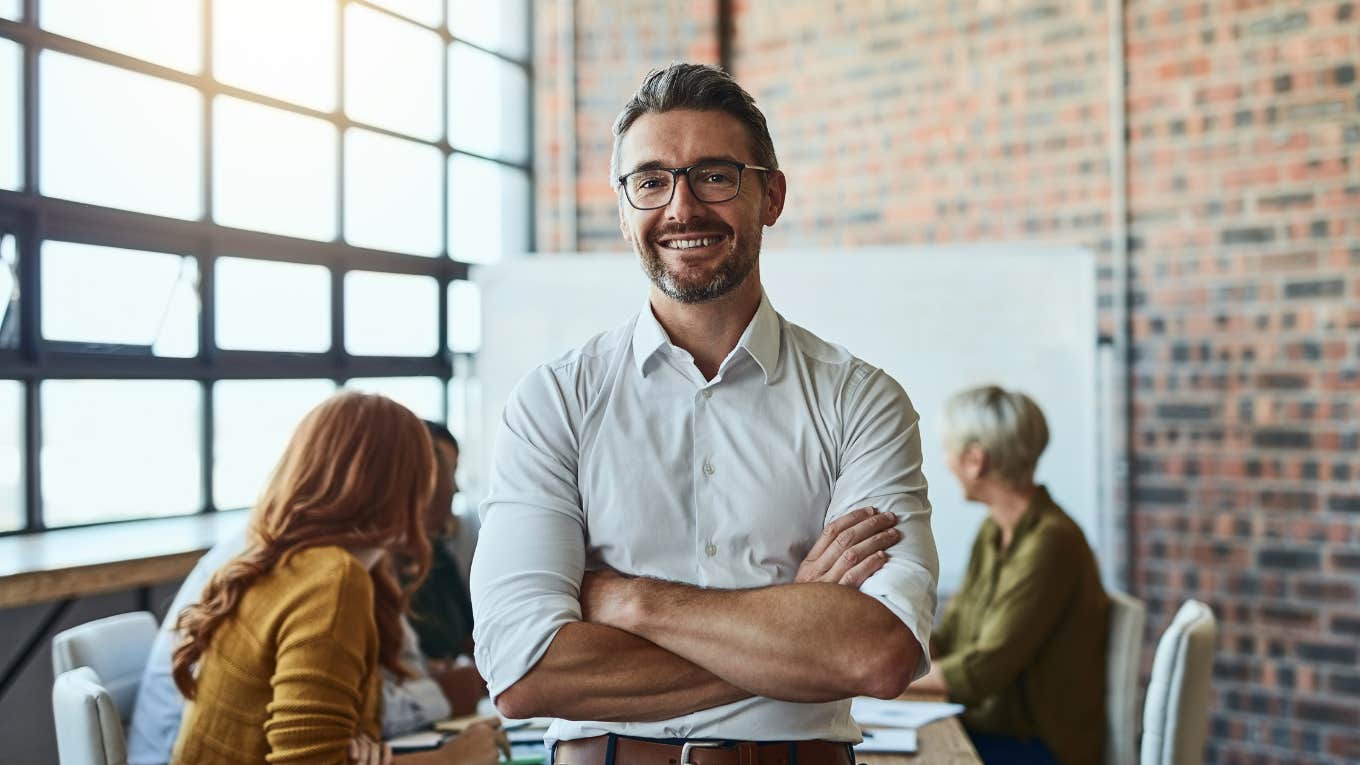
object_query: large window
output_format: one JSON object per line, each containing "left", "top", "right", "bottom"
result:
{"left": 0, "top": 2, "right": 530, "bottom": 533}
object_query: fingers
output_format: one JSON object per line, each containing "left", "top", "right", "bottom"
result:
{"left": 495, "top": 728, "right": 512, "bottom": 760}
{"left": 805, "top": 506, "right": 876, "bottom": 563}
{"left": 838, "top": 549, "right": 889, "bottom": 586}
{"left": 822, "top": 526, "right": 901, "bottom": 584}
{"left": 381, "top": 743, "right": 393, "bottom": 765}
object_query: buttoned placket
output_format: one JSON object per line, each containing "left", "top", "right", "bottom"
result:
{"left": 693, "top": 373, "right": 719, "bottom": 576}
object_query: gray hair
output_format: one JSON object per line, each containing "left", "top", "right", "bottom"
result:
{"left": 942, "top": 385, "right": 1050, "bottom": 486}
{"left": 610, "top": 62, "right": 779, "bottom": 185}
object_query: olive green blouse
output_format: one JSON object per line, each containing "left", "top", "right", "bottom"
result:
{"left": 934, "top": 486, "right": 1109, "bottom": 765}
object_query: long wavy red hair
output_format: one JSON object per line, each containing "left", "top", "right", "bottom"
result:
{"left": 172, "top": 391, "right": 435, "bottom": 698}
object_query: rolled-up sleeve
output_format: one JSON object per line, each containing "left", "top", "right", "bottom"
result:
{"left": 471, "top": 365, "right": 587, "bottom": 700}
{"left": 826, "top": 366, "right": 939, "bottom": 681}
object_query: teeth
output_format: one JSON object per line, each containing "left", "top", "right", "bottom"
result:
{"left": 662, "top": 236, "right": 721, "bottom": 250}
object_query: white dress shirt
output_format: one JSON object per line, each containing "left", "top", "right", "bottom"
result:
{"left": 471, "top": 292, "right": 938, "bottom": 743}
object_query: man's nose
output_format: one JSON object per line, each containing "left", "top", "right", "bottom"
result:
{"left": 665, "top": 173, "right": 704, "bottom": 221}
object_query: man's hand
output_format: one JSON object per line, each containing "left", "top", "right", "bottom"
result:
{"left": 796, "top": 507, "right": 900, "bottom": 586}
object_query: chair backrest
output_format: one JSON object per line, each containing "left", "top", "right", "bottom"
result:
{"left": 1141, "top": 600, "right": 1217, "bottom": 765}
{"left": 52, "top": 611, "right": 158, "bottom": 724}
{"left": 52, "top": 666, "right": 128, "bottom": 765}
{"left": 1106, "top": 590, "right": 1147, "bottom": 765}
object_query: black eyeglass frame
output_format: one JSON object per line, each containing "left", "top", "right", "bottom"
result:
{"left": 615, "top": 160, "right": 772, "bottom": 211}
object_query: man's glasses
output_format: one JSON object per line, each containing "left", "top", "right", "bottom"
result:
{"left": 616, "top": 160, "right": 771, "bottom": 211}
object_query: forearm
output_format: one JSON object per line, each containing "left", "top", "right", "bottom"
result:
{"left": 618, "top": 580, "right": 921, "bottom": 702}
{"left": 495, "top": 621, "right": 750, "bottom": 721}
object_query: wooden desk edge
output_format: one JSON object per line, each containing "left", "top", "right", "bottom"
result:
{"left": 0, "top": 551, "right": 205, "bottom": 610}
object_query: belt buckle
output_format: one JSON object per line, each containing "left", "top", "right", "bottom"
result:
{"left": 679, "top": 740, "right": 726, "bottom": 765}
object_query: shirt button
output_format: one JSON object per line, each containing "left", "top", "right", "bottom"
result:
{"left": 705, "top": 542, "right": 718, "bottom": 557}
{"left": 702, "top": 389, "right": 713, "bottom": 399}
{"left": 703, "top": 461, "right": 715, "bottom": 476}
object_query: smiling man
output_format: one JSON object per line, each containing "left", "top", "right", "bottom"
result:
{"left": 471, "top": 63, "right": 938, "bottom": 765}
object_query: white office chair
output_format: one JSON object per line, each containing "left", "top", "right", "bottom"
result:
{"left": 1105, "top": 590, "right": 1147, "bottom": 765}
{"left": 1140, "top": 600, "right": 1217, "bottom": 765}
{"left": 53, "top": 667, "right": 129, "bottom": 765}
{"left": 50, "top": 611, "right": 158, "bottom": 765}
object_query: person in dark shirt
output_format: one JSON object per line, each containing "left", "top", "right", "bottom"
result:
{"left": 406, "top": 421, "right": 485, "bottom": 715}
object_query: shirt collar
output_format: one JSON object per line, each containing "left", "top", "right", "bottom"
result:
{"left": 631, "top": 292, "right": 782, "bottom": 384}
{"left": 981, "top": 485, "right": 1054, "bottom": 551}
{"left": 735, "top": 292, "right": 781, "bottom": 383}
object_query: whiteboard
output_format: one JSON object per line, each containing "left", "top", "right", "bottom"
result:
{"left": 473, "top": 246, "right": 1102, "bottom": 593}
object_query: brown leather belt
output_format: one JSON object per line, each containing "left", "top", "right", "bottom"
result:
{"left": 552, "top": 735, "right": 855, "bottom": 765}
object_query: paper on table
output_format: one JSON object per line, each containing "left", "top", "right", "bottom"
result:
{"left": 386, "top": 730, "right": 447, "bottom": 751}
{"left": 854, "top": 728, "right": 918, "bottom": 753}
{"left": 851, "top": 697, "right": 965, "bottom": 728}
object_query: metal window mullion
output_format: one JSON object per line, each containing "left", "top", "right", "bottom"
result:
{"left": 196, "top": 0, "right": 216, "bottom": 514}
{"left": 22, "top": 374, "right": 41, "bottom": 531}
{"left": 332, "top": 0, "right": 347, "bottom": 383}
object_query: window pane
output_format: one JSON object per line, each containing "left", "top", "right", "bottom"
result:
{"left": 345, "top": 4, "right": 442, "bottom": 141}
{"left": 0, "top": 380, "right": 21, "bottom": 532}
{"left": 41, "top": 380, "right": 201, "bottom": 526}
{"left": 0, "top": 0, "right": 19, "bottom": 20}
{"left": 41, "top": 0, "right": 200, "bottom": 73}
{"left": 214, "top": 96, "right": 337, "bottom": 241}
{"left": 368, "top": 0, "right": 442, "bottom": 27}
{"left": 214, "top": 379, "right": 334, "bottom": 510}
{"left": 0, "top": 233, "right": 17, "bottom": 349}
{"left": 344, "top": 129, "right": 442, "bottom": 256}
{"left": 0, "top": 38, "right": 20, "bottom": 191}
{"left": 447, "top": 280, "right": 480, "bottom": 352}
{"left": 214, "top": 0, "right": 336, "bottom": 112}
{"left": 344, "top": 271, "right": 438, "bottom": 356}
{"left": 448, "top": 0, "right": 528, "bottom": 59}
{"left": 448, "top": 155, "right": 529, "bottom": 263}
{"left": 216, "top": 257, "right": 330, "bottom": 352}
{"left": 40, "top": 51, "right": 202, "bottom": 220}
{"left": 448, "top": 43, "right": 527, "bottom": 162}
{"left": 344, "top": 377, "right": 443, "bottom": 421}
{"left": 41, "top": 241, "right": 198, "bottom": 356}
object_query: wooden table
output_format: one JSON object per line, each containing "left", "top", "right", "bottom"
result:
{"left": 857, "top": 716, "right": 979, "bottom": 764}
{"left": 857, "top": 693, "right": 980, "bottom": 765}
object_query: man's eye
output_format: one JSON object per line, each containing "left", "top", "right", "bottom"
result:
{"left": 702, "top": 173, "right": 733, "bottom": 184}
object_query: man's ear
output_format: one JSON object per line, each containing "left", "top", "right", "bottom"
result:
{"left": 618, "top": 198, "right": 634, "bottom": 243}
{"left": 761, "top": 170, "right": 787, "bottom": 227}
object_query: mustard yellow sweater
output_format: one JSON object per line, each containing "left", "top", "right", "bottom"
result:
{"left": 172, "top": 546, "right": 382, "bottom": 764}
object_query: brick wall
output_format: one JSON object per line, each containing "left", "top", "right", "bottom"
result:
{"left": 1124, "top": 2, "right": 1359, "bottom": 762}
{"left": 532, "top": 1, "right": 1360, "bottom": 762}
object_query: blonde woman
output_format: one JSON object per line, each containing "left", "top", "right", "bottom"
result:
{"left": 911, "top": 385, "right": 1108, "bottom": 765}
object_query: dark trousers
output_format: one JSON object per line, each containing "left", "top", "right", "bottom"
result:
{"left": 967, "top": 731, "right": 1059, "bottom": 765}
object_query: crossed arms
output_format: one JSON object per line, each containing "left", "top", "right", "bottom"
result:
{"left": 494, "top": 509, "right": 918, "bottom": 721}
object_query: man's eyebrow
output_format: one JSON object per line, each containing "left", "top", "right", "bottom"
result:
{"left": 625, "top": 160, "right": 667, "bottom": 174}
{"left": 623, "top": 156, "right": 743, "bottom": 175}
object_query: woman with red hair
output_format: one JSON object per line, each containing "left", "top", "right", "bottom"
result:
{"left": 171, "top": 392, "right": 505, "bottom": 764}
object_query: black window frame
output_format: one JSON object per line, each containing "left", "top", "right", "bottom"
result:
{"left": 0, "top": 0, "right": 534, "bottom": 535}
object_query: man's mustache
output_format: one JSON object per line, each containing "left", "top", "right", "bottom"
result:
{"left": 649, "top": 222, "right": 734, "bottom": 240}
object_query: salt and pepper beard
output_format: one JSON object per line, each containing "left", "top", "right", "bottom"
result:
{"left": 634, "top": 220, "right": 763, "bottom": 304}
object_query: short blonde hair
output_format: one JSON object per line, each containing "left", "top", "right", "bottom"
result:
{"left": 942, "top": 385, "right": 1049, "bottom": 486}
